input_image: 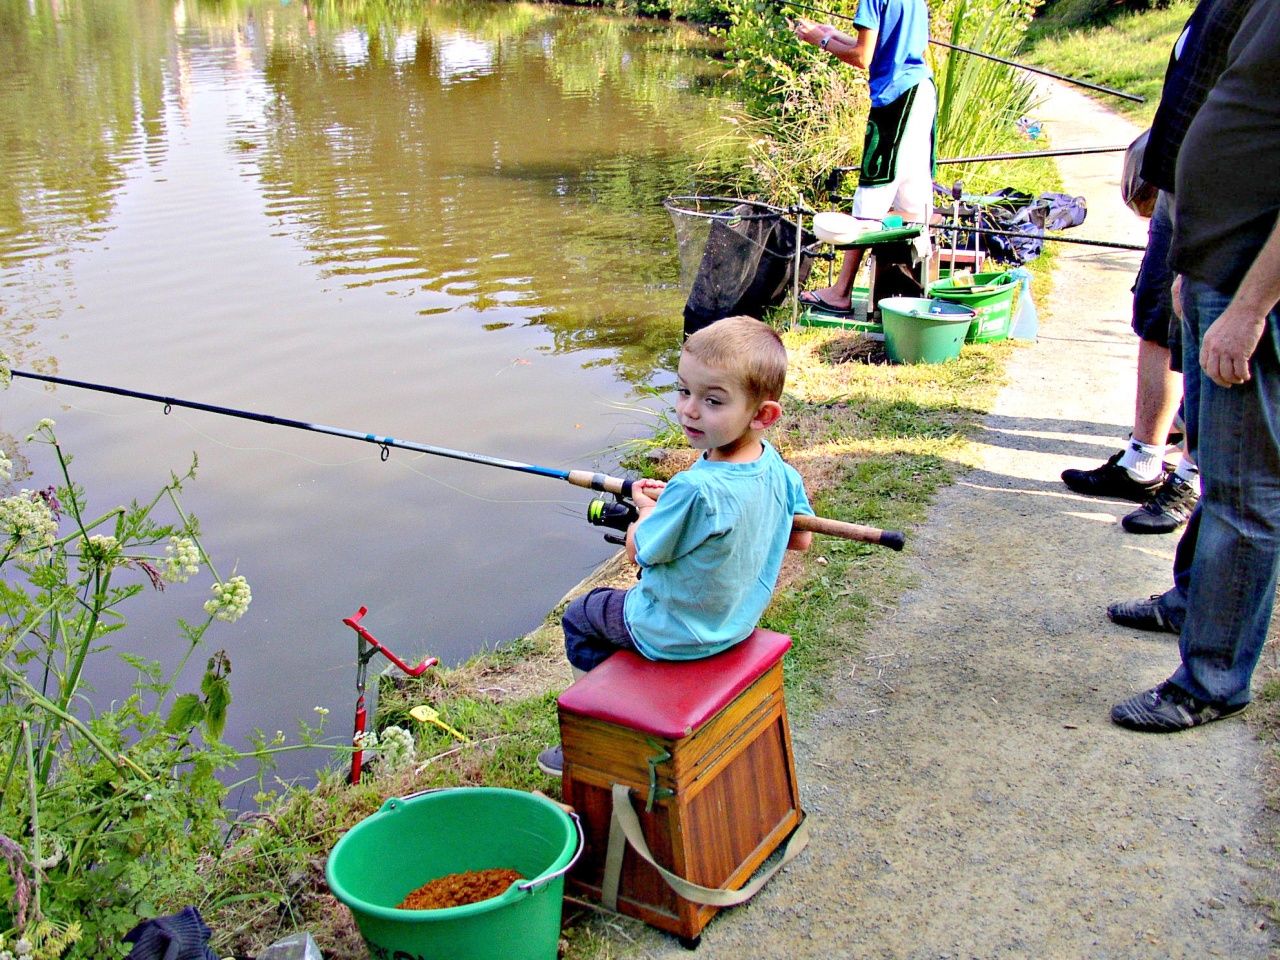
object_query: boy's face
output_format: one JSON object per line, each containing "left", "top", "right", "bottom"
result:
{"left": 675, "top": 352, "right": 779, "bottom": 461}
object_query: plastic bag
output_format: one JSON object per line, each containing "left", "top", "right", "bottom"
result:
{"left": 1122, "top": 129, "right": 1159, "bottom": 219}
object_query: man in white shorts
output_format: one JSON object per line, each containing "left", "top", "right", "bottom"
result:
{"left": 795, "top": 0, "right": 935, "bottom": 313}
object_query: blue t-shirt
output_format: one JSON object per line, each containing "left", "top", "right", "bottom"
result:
{"left": 854, "top": 0, "right": 932, "bottom": 107}
{"left": 624, "top": 442, "right": 814, "bottom": 661}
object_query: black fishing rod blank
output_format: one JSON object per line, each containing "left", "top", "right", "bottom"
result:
{"left": 7, "top": 369, "right": 906, "bottom": 549}
{"left": 929, "top": 220, "right": 1146, "bottom": 252}
{"left": 781, "top": 0, "right": 1144, "bottom": 103}
{"left": 936, "top": 145, "right": 1130, "bottom": 165}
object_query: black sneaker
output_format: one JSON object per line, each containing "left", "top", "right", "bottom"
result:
{"left": 1061, "top": 450, "right": 1167, "bottom": 503}
{"left": 1111, "top": 682, "right": 1246, "bottom": 732}
{"left": 537, "top": 745, "right": 563, "bottom": 778}
{"left": 1122, "top": 473, "right": 1198, "bottom": 534}
{"left": 1106, "top": 594, "right": 1181, "bottom": 634}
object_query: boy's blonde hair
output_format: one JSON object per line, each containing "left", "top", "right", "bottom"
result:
{"left": 682, "top": 316, "right": 787, "bottom": 403}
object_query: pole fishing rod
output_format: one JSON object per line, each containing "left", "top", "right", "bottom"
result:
{"left": 781, "top": 1, "right": 1144, "bottom": 103}
{"left": 928, "top": 220, "right": 1146, "bottom": 252}
{"left": 8, "top": 369, "right": 906, "bottom": 550}
{"left": 936, "top": 144, "right": 1129, "bottom": 165}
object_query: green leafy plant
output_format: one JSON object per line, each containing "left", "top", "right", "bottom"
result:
{"left": 0, "top": 416, "right": 252, "bottom": 957}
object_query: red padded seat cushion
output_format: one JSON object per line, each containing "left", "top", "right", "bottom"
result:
{"left": 556, "top": 629, "right": 792, "bottom": 739}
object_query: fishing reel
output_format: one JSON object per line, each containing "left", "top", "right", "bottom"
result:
{"left": 586, "top": 494, "right": 639, "bottom": 545}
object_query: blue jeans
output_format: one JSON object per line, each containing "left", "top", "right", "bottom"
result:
{"left": 1168, "top": 279, "right": 1280, "bottom": 707}
{"left": 1156, "top": 501, "right": 1197, "bottom": 630}
{"left": 561, "top": 587, "right": 637, "bottom": 672}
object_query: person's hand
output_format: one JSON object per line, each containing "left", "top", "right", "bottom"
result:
{"left": 631, "top": 478, "right": 666, "bottom": 511}
{"left": 1200, "top": 300, "right": 1267, "bottom": 387}
{"left": 793, "top": 17, "right": 831, "bottom": 47}
{"left": 1171, "top": 274, "right": 1184, "bottom": 321}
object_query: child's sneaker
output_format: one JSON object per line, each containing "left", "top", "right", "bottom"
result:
{"left": 536, "top": 745, "right": 563, "bottom": 777}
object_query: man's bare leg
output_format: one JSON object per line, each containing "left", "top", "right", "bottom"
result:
{"left": 1133, "top": 338, "right": 1181, "bottom": 446}
{"left": 801, "top": 247, "right": 866, "bottom": 312}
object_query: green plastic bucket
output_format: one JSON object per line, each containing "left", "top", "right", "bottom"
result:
{"left": 879, "top": 297, "right": 974, "bottom": 364}
{"left": 928, "top": 271, "right": 1018, "bottom": 343}
{"left": 326, "top": 788, "right": 582, "bottom": 960}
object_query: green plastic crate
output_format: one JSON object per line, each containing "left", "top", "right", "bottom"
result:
{"left": 928, "top": 272, "right": 1018, "bottom": 343}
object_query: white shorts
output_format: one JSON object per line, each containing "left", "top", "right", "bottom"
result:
{"left": 851, "top": 80, "right": 936, "bottom": 221}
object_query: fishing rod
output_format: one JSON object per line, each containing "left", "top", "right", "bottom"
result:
{"left": 7, "top": 369, "right": 906, "bottom": 550}
{"left": 781, "top": 1, "right": 1145, "bottom": 103}
{"left": 928, "top": 220, "right": 1146, "bottom": 252}
{"left": 936, "top": 145, "right": 1129, "bottom": 165}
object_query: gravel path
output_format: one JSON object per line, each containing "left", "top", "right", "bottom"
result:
{"left": 626, "top": 79, "right": 1280, "bottom": 960}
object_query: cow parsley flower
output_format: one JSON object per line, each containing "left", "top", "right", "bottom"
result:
{"left": 162, "top": 536, "right": 201, "bottom": 583}
{"left": 377, "top": 725, "right": 416, "bottom": 774}
{"left": 26, "top": 418, "right": 54, "bottom": 442}
{"left": 0, "top": 490, "right": 58, "bottom": 552}
{"left": 204, "top": 575, "right": 251, "bottom": 622}
{"left": 82, "top": 534, "right": 121, "bottom": 570}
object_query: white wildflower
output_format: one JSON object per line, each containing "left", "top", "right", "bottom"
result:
{"left": 314, "top": 706, "right": 329, "bottom": 717}
{"left": 0, "top": 491, "right": 58, "bottom": 552}
{"left": 14, "top": 942, "right": 31, "bottom": 957}
{"left": 82, "top": 534, "right": 120, "bottom": 569}
{"left": 375, "top": 725, "right": 416, "bottom": 774}
{"left": 354, "top": 730, "right": 377, "bottom": 750}
{"left": 37, "top": 834, "right": 65, "bottom": 870}
{"left": 0, "top": 949, "right": 13, "bottom": 960}
{"left": 162, "top": 536, "right": 201, "bottom": 583}
{"left": 25, "top": 418, "right": 54, "bottom": 441}
{"left": 204, "top": 575, "right": 251, "bottom": 622}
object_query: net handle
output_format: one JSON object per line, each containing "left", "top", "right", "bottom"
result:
{"left": 663, "top": 195, "right": 790, "bottom": 221}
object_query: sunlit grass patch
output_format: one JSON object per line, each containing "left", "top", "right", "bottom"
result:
{"left": 1021, "top": 1, "right": 1195, "bottom": 123}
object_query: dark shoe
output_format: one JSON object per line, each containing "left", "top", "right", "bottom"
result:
{"left": 1107, "top": 594, "right": 1181, "bottom": 634}
{"left": 1111, "top": 682, "right": 1246, "bottom": 732}
{"left": 1061, "top": 450, "right": 1167, "bottom": 503}
{"left": 537, "top": 744, "right": 563, "bottom": 777}
{"left": 1121, "top": 473, "right": 1199, "bottom": 534}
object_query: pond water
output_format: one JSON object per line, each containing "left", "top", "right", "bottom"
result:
{"left": 0, "top": 0, "right": 734, "bottom": 782}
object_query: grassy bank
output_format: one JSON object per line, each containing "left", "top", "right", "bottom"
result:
{"left": 1021, "top": 0, "right": 1195, "bottom": 124}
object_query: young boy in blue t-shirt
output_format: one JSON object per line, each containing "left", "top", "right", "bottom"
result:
{"left": 538, "top": 316, "right": 813, "bottom": 776}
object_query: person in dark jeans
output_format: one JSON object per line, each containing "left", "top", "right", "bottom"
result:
{"left": 1103, "top": 0, "right": 1256, "bottom": 629}
{"left": 1111, "top": 0, "right": 1280, "bottom": 732}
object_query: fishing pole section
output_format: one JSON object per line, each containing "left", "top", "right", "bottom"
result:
{"left": 7, "top": 369, "right": 906, "bottom": 551}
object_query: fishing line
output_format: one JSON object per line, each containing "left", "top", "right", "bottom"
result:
{"left": 780, "top": 0, "right": 1145, "bottom": 103}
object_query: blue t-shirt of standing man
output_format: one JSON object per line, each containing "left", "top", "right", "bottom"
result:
{"left": 854, "top": 0, "right": 932, "bottom": 107}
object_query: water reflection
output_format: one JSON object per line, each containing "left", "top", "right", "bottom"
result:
{"left": 0, "top": 0, "right": 732, "bottom": 781}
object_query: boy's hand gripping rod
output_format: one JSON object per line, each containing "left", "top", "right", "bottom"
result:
{"left": 7, "top": 369, "right": 905, "bottom": 550}
{"left": 575, "top": 470, "right": 904, "bottom": 550}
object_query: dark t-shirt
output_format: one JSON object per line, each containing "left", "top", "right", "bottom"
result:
{"left": 1141, "top": 0, "right": 1256, "bottom": 193}
{"left": 1171, "top": 0, "right": 1280, "bottom": 294}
